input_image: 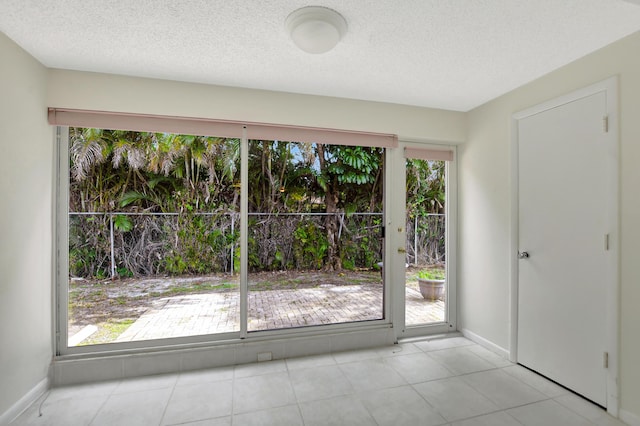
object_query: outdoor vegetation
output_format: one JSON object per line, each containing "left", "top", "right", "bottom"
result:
{"left": 69, "top": 128, "right": 445, "bottom": 279}
{"left": 67, "top": 127, "right": 446, "bottom": 343}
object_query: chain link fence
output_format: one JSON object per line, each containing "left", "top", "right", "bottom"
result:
{"left": 69, "top": 212, "right": 444, "bottom": 279}
{"left": 406, "top": 214, "right": 446, "bottom": 266}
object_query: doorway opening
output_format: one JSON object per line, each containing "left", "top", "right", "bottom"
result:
{"left": 404, "top": 157, "right": 447, "bottom": 327}
{"left": 398, "top": 145, "right": 456, "bottom": 335}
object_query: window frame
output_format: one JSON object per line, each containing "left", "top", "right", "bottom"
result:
{"left": 54, "top": 114, "right": 396, "bottom": 356}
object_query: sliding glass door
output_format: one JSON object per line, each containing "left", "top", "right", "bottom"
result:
{"left": 58, "top": 123, "right": 389, "bottom": 352}
{"left": 64, "top": 128, "right": 242, "bottom": 346}
{"left": 247, "top": 139, "right": 384, "bottom": 332}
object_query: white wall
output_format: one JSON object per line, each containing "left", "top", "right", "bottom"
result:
{"left": 46, "top": 69, "right": 467, "bottom": 144}
{"left": 460, "top": 31, "right": 640, "bottom": 422}
{"left": 0, "top": 33, "right": 53, "bottom": 419}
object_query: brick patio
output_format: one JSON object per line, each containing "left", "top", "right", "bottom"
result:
{"left": 116, "top": 284, "right": 445, "bottom": 342}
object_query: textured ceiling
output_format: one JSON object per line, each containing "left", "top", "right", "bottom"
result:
{"left": 2, "top": 1, "right": 640, "bottom": 111}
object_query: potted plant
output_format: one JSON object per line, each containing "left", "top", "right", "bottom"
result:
{"left": 417, "top": 269, "right": 446, "bottom": 301}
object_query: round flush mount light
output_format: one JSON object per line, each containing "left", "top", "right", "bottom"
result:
{"left": 285, "top": 6, "right": 347, "bottom": 54}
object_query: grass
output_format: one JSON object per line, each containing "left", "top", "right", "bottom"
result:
{"left": 346, "top": 275, "right": 381, "bottom": 284}
{"left": 249, "top": 276, "right": 306, "bottom": 290}
{"left": 79, "top": 319, "right": 135, "bottom": 346}
{"left": 248, "top": 271, "right": 383, "bottom": 291}
{"left": 148, "top": 281, "right": 237, "bottom": 297}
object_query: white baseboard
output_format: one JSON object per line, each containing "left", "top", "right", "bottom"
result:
{"left": 461, "top": 328, "right": 509, "bottom": 359}
{"left": 0, "top": 377, "right": 49, "bottom": 425}
{"left": 621, "top": 409, "right": 640, "bottom": 426}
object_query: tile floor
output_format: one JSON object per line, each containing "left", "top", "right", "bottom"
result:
{"left": 11, "top": 336, "right": 625, "bottom": 426}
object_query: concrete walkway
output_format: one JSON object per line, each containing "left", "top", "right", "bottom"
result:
{"left": 116, "top": 284, "right": 445, "bottom": 342}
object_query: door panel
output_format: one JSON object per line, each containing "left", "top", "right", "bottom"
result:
{"left": 517, "top": 91, "right": 608, "bottom": 406}
{"left": 405, "top": 158, "right": 447, "bottom": 327}
{"left": 246, "top": 139, "right": 384, "bottom": 332}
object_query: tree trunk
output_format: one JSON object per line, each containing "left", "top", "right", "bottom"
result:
{"left": 323, "top": 187, "right": 342, "bottom": 271}
{"left": 316, "top": 144, "right": 342, "bottom": 271}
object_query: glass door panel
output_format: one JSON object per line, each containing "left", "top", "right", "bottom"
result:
{"left": 405, "top": 158, "right": 447, "bottom": 326}
{"left": 247, "top": 139, "right": 384, "bottom": 332}
{"left": 66, "top": 128, "right": 241, "bottom": 346}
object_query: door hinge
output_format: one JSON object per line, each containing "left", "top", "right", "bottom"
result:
{"left": 605, "top": 234, "right": 610, "bottom": 251}
{"left": 381, "top": 226, "right": 385, "bottom": 239}
{"left": 603, "top": 115, "right": 609, "bottom": 133}
{"left": 604, "top": 352, "right": 609, "bottom": 369}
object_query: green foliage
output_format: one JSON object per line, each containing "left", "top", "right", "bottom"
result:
{"left": 233, "top": 245, "right": 241, "bottom": 273}
{"left": 113, "top": 214, "right": 133, "bottom": 232}
{"left": 164, "top": 252, "right": 188, "bottom": 275}
{"left": 116, "top": 267, "right": 134, "bottom": 278}
{"left": 326, "top": 146, "right": 379, "bottom": 185}
{"left": 293, "top": 221, "right": 328, "bottom": 270}
{"left": 174, "top": 215, "right": 215, "bottom": 274}
{"left": 274, "top": 250, "right": 285, "bottom": 269}
{"left": 69, "top": 128, "right": 240, "bottom": 214}
{"left": 119, "top": 191, "right": 153, "bottom": 209}
{"left": 69, "top": 247, "right": 96, "bottom": 277}
{"left": 246, "top": 217, "right": 264, "bottom": 271}
{"left": 406, "top": 159, "right": 445, "bottom": 216}
{"left": 341, "top": 258, "right": 356, "bottom": 271}
{"left": 158, "top": 213, "right": 237, "bottom": 275}
{"left": 68, "top": 215, "right": 110, "bottom": 278}
{"left": 68, "top": 127, "right": 443, "bottom": 277}
{"left": 339, "top": 214, "right": 383, "bottom": 270}
{"left": 417, "top": 269, "right": 446, "bottom": 280}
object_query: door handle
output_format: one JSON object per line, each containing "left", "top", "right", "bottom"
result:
{"left": 518, "top": 251, "right": 530, "bottom": 259}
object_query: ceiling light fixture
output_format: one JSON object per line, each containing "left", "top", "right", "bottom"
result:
{"left": 285, "top": 6, "right": 347, "bottom": 54}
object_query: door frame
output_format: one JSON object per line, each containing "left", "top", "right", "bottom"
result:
{"left": 392, "top": 141, "right": 458, "bottom": 340}
{"left": 509, "top": 77, "right": 619, "bottom": 415}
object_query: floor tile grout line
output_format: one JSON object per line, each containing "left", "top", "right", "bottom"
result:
{"left": 295, "top": 401, "right": 307, "bottom": 426}
{"left": 552, "top": 394, "right": 614, "bottom": 425}
{"left": 86, "top": 383, "right": 119, "bottom": 426}
{"left": 157, "top": 377, "right": 178, "bottom": 426}
{"left": 403, "top": 360, "right": 560, "bottom": 424}
{"left": 444, "top": 407, "right": 528, "bottom": 425}
{"left": 230, "top": 371, "right": 239, "bottom": 421}
{"left": 407, "top": 380, "right": 455, "bottom": 423}
{"left": 285, "top": 365, "right": 301, "bottom": 407}
{"left": 412, "top": 349, "right": 459, "bottom": 377}
{"left": 530, "top": 398, "right": 603, "bottom": 423}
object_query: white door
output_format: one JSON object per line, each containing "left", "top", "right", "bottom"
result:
{"left": 517, "top": 89, "right": 614, "bottom": 407}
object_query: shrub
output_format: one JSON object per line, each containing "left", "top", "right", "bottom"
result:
{"left": 417, "top": 269, "right": 446, "bottom": 280}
